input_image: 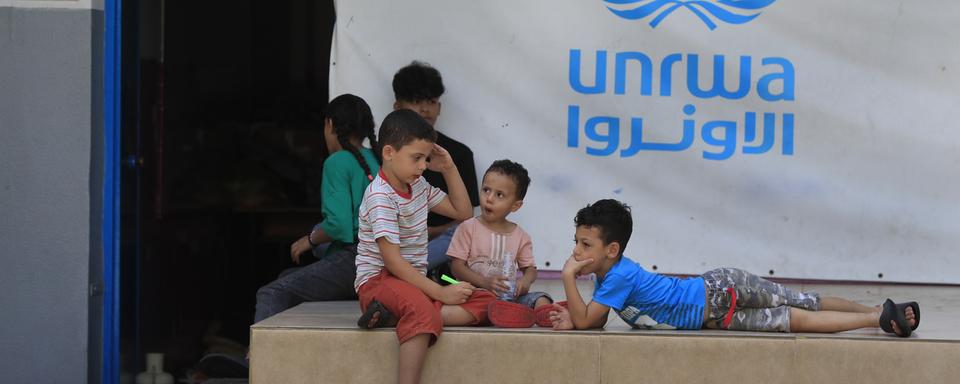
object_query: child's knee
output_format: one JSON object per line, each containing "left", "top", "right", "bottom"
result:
{"left": 799, "top": 292, "right": 821, "bottom": 311}
{"left": 534, "top": 296, "right": 553, "bottom": 307}
{"left": 426, "top": 307, "right": 443, "bottom": 329}
{"left": 255, "top": 284, "right": 281, "bottom": 302}
{"left": 518, "top": 292, "right": 552, "bottom": 308}
{"left": 397, "top": 310, "right": 443, "bottom": 346}
{"left": 787, "top": 307, "right": 804, "bottom": 332}
{"left": 402, "top": 299, "right": 444, "bottom": 332}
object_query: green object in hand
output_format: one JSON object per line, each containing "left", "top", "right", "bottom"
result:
{"left": 441, "top": 274, "right": 460, "bottom": 285}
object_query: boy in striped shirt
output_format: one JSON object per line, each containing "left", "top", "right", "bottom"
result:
{"left": 354, "top": 109, "right": 493, "bottom": 384}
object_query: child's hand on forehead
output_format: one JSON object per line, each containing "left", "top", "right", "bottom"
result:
{"left": 427, "top": 143, "right": 455, "bottom": 172}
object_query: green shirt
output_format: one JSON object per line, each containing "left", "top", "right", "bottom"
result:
{"left": 315, "top": 147, "right": 379, "bottom": 254}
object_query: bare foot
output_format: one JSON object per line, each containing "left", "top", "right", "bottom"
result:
{"left": 365, "top": 309, "right": 398, "bottom": 328}
{"left": 366, "top": 311, "right": 382, "bottom": 328}
{"left": 358, "top": 301, "right": 397, "bottom": 329}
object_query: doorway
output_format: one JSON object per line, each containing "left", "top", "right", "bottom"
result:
{"left": 117, "top": 0, "right": 336, "bottom": 380}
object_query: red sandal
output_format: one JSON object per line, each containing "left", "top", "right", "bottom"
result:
{"left": 489, "top": 300, "right": 535, "bottom": 328}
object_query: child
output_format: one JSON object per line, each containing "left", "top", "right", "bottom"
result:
{"left": 391, "top": 61, "right": 481, "bottom": 273}
{"left": 548, "top": 199, "right": 921, "bottom": 338}
{"left": 354, "top": 109, "right": 495, "bottom": 384}
{"left": 447, "top": 160, "right": 553, "bottom": 327}
{"left": 254, "top": 94, "right": 379, "bottom": 324}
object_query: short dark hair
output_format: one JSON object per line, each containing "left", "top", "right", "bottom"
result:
{"left": 574, "top": 199, "right": 633, "bottom": 256}
{"left": 485, "top": 159, "right": 531, "bottom": 200}
{"left": 392, "top": 61, "right": 445, "bottom": 102}
{"left": 378, "top": 109, "right": 437, "bottom": 152}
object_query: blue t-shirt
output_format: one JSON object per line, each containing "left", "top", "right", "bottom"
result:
{"left": 592, "top": 256, "right": 705, "bottom": 330}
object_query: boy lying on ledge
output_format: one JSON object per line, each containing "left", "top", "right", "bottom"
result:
{"left": 548, "top": 199, "right": 919, "bottom": 338}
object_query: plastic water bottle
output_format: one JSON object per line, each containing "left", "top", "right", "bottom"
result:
{"left": 500, "top": 252, "right": 517, "bottom": 300}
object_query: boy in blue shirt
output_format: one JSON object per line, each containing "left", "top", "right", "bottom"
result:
{"left": 549, "top": 199, "right": 920, "bottom": 337}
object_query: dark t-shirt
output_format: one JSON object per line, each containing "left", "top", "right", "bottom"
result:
{"left": 424, "top": 132, "right": 480, "bottom": 227}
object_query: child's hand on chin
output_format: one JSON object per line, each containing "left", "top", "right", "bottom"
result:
{"left": 562, "top": 254, "right": 593, "bottom": 278}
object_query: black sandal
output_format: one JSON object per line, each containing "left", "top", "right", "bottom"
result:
{"left": 357, "top": 300, "right": 396, "bottom": 329}
{"left": 879, "top": 298, "right": 918, "bottom": 337}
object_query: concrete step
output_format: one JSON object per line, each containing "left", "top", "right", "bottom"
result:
{"left": 250, "top": 300, "right": 960, "bottom": 384}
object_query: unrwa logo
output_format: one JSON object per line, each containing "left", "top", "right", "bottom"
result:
{"left": 603, "top": 0, "right": 777, "bottom": 30}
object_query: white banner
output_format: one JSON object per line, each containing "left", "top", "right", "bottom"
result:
{"left": 330, "top": 0, "right": 960, "bottom": 283}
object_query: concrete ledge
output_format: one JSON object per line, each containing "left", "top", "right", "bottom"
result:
{"left": 250, "top": 301, "right": 960, "bottom": 383}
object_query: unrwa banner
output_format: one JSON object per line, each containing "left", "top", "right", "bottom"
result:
{"left": 330, "top": 0, "right": 960, "bottom": 283}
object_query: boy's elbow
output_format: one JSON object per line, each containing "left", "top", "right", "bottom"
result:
{"left": 573, "top": 320, "right": 591, "bottom": 330}
{"left": 451, "top": 206, "right": 472, "bottom": 221}
{"left": 573, "top": 314, "right": 607, "bottom": 330}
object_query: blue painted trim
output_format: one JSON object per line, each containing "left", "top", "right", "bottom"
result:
{"left": 103, "top": 0, "right": 121, "bottom": 383}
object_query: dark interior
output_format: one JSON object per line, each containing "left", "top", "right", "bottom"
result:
{"left": 119, "top": 0, "right": 336, "bottom": 377}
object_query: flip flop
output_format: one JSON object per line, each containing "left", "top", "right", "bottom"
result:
{"left": 879, "top": 298, "right": 912, "bottom": 337}
{"left": 357, "top": 300, "right": 396, "bottom": 329}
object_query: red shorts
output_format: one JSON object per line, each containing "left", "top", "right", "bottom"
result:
{"left": 358, "top": 270, "right": 495, "bottom": 345}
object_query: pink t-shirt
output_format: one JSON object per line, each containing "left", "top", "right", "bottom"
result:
{"left": 446, "top": 217, "right": 535, "bottom": 278}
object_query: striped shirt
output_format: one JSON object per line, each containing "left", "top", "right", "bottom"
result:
{"left": 354, "top": 170, "right": 446, "bottom": 291}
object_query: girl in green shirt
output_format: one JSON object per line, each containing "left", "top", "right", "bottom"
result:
{"left": 255, "top": 94, "right": 381, "bottom": 323}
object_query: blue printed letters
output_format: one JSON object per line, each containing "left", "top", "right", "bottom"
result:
{"left": 567, "top": 49, "right": 797, "bottom": 160}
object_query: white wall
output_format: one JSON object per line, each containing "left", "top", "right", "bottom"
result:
{"left": 330, "top": 0, "right": 960, "bottom": 283}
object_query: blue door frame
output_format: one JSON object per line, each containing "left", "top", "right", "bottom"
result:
{"left": 103, "top": 0, "right": 121, "bottom": 382}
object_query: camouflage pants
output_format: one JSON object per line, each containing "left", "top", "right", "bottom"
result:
{"left": 701, "top": 268, "right": 821, "bottom": 332}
